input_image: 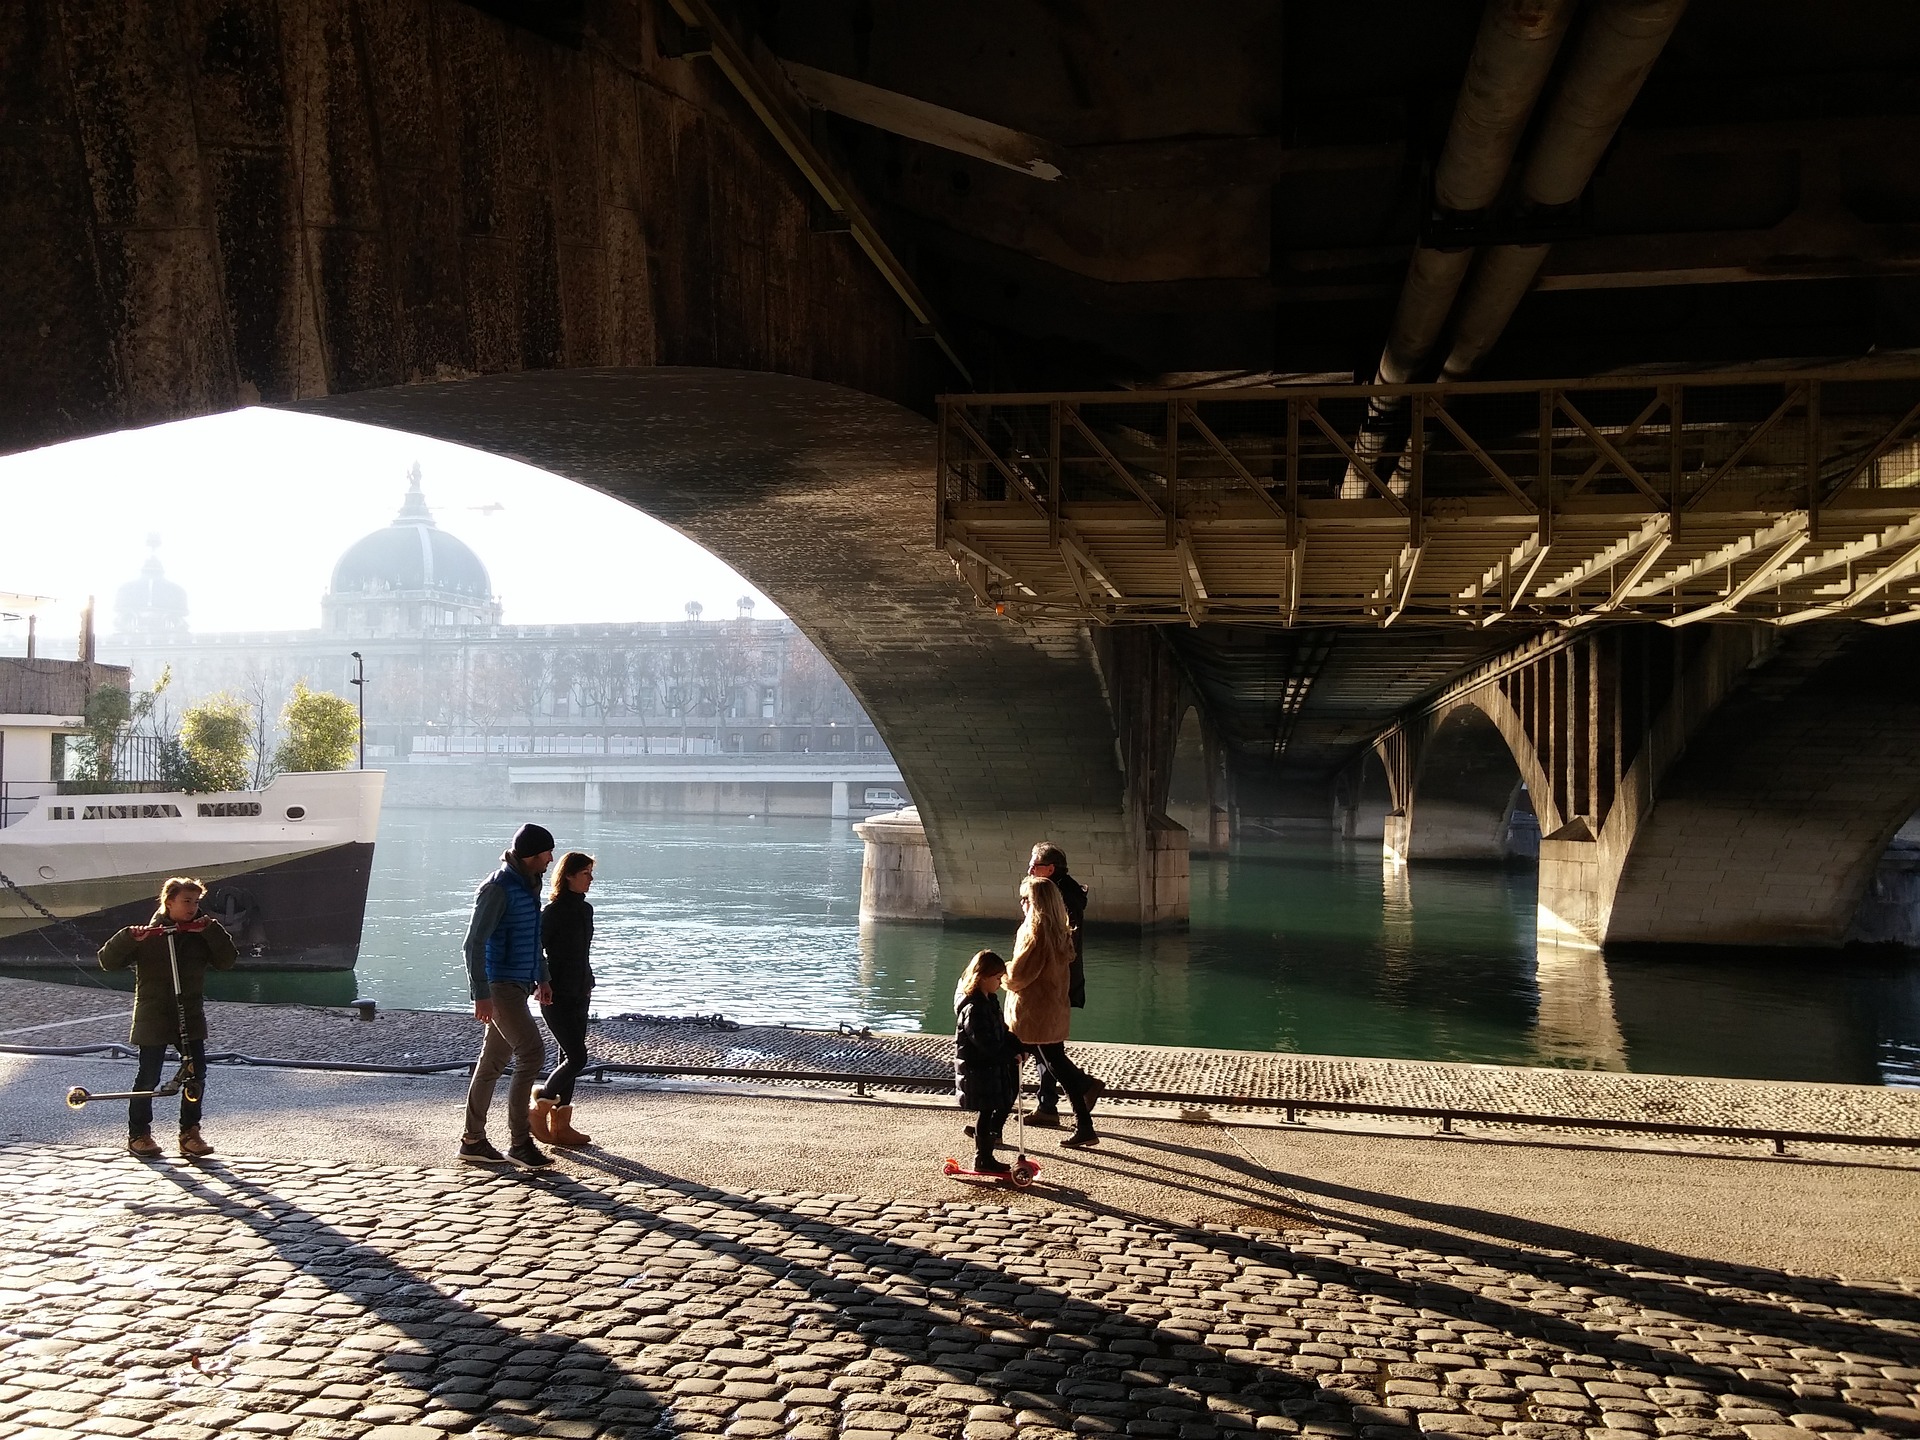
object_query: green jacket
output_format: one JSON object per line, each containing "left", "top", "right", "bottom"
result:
{"left": 98, "top": 912, "right": 238, "bottom": 1047}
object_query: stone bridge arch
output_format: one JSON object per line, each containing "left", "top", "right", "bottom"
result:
{"left": 1376, "top": 685, "right": 1560, "bottom": 866}
{"left": 1602, "top": 626, "right": 1920, "bottom": 947}
{"left": 1378, "top": 621, "right": 1920, "bottom": 948}
{"left": 1165, "top": 704, "right": 1230, "bottom": 855}
{"left": 303, "top": 366, "right": 1186, "bottom": 925}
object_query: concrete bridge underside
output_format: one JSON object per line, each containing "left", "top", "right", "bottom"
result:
{"left": 1381, "top": 623, "right": 1920, "bottom": 949}
{"left": 1, "top": 0, "right": 1196, "bottom": 926}
{"left": 11, "top": 0, "right": 1920, "bottom": 947}
{"left": 304, "top": 368, "right": 1187, "bottom": 926}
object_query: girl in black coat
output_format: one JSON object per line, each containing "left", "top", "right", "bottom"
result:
{"left": 534, "top": 851, "right": 597, "bottom": 1148}
{"left": 953, "top": 949, "right": 1024, "bottom": 1174}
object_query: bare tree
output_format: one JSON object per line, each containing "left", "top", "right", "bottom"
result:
{"left": 711, "top": 614, "right": 763, "bottom": 751}
{"left": 504, "top": 646, "right": 553, "bottom": 751}
{"left": 663, "top": 643, "right": 697, "bottom": 751}
{"left": 463, "top": 652, "right": 510, "bottom": 754}
{"left": 627, "top": 647, "right": 662, "bottom": 753}
{"left": 574, "top": 644, "right": 631, "bottom": 749}
{"left": 236, "top": 661, "right": 281, "bottom": 787}
{"left": 780, "top": 631, "right": 836, "bottom": 727}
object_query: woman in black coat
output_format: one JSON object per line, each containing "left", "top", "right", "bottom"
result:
{"left": 953, "top": 949, "right": 1024, "bottom": 1174}
{"left": 534, "top": 851, "right": 597, "bottom": 1148}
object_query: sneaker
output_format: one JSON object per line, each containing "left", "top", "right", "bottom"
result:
{"left": 179, "top": 1127, "right": 214, "bottom": 1159}
{"left": 127, "top": 1134, "right": 162, "bottom": 1158}
{"left": 507, "top": 1140, "right": 553, "bottom": 1168}
{"left": 458, "top": 1136, "right": 510, "bottom": 1165}
{"left": 1060, "top": 1125, "right": 1100, "bottom": 1149}
{"left": 1025, "top": 1106, "right": 1062, "bottom": 1127}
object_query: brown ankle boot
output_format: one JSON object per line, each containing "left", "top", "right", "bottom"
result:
{"left": 529, "top": 1098, "right": 555, "bottom": 1143}
{"left": 549, "top": 1105, "right": 591, "bottom": 1147}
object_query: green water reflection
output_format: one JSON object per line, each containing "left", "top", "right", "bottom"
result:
{"left": 15, "top": 809, "right": 1918, "bottom": 1084}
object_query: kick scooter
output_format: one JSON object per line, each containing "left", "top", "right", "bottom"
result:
{"left": 943, "top": 1056, "right": 1042, "bottom": 1188}
{"left": 66, "top": 922, "right": 203, "bottom": 1110}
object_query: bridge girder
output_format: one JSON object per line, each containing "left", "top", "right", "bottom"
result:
{"left": 939, "top": 368, "right": 1920, "bottom": 630}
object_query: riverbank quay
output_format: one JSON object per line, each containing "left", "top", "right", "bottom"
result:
{"left": 0, "top": 1051, "right": 1918, "bottom": 1440}
{"left": 1, "top": 976, "right": 1916, "bottom": 1154}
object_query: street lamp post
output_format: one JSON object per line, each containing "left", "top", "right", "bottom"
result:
{"left": 350, "top": 652, "right": 366, "bottom": 769}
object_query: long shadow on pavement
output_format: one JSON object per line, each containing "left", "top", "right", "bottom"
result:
{"left": 122, "top": 1146, "right": 1920, "bottom": 1440}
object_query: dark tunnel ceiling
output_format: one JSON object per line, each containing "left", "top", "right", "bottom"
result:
{"left": 683, "top": 0, "right": 1920, "bottom": 796}
{"left": 1165, "top": 627, "right": 1528, "bottom": 788}
{"left": 752, "top": 0, "right": 1920, "bottom": 393}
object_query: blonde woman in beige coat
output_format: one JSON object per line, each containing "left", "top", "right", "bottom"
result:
{"left": 1005, "top": 875, "right": 1106, "bottom": 1147}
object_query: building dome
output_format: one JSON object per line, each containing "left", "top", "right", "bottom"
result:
{"left": 329, "top": 471, "right": 492, "bottom": 600}
{"left": 112, "top": 536, "right": 189, "bottom": 636}
{"left": 321, "top": 467, "right": 502, "bottom": 636}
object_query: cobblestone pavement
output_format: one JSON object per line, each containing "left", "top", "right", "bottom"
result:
{"left": 2, "top": 1142, "right": 1918, "bottom": 1440}
{"left": 2, "top": 976, "right": 1916, "bottom": 1144}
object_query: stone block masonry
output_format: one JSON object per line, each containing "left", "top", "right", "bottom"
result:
{"left": 1, "top": 0, "right": 942, "bottom": 451}
{"left": 1389, "top": 624, "right": 1920, "bottom": 948}
{"left": 313, "top": 370, "right": 1186, "bottom": 926}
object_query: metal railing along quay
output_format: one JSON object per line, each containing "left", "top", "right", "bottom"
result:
{"left": 9, "top": 1041, "right": 1918, "bottom": 1158}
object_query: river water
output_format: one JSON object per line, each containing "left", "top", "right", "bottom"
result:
{"left": 164, "top": 809, "right": 1918, "bottom": 1086}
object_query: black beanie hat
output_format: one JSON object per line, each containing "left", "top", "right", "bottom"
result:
{"left": 511, "top": 822, "right": 556, "bottom": 858}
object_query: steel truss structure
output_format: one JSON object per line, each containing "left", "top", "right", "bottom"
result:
{"left": 937, "top": 368, "right": 1920, "bottom": 628}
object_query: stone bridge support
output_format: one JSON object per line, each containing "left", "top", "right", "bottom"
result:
{"left": 308, "top": 369, "right": 1191, "bottom": 927}
{"left": 0, "top": 0, "right": 1198, "bottom": 927}
{"left": 1167, "top": 704, "right": 1233, "bottom": 855}
{"left": 1378, "top": 622, "right": 1920, "bottom": 948}
{"left": 1331, "top": 751, "right": 1394, "bottom": 842}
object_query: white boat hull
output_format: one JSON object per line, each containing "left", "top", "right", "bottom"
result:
{"left": 0, "top": 770, "right": 385, "bottom": 971}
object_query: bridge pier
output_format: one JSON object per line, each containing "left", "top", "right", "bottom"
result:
{"left": 1852, "top": 819, "right": 1920, "bottom": 945}
{"left": 310, "top": 371, "right": 1193, "bottom": 929}
{"left": 1380, "top": 622, "right": 1920, "bottom": 950}
{"left": 854, "top": 808, "right": 941, "bottom": 922}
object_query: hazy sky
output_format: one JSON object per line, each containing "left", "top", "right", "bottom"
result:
{"left": 0, "top": 408, "right": 775, "bottom": 655}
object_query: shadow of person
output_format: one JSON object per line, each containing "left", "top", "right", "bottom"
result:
{"left": 1120, "top": 1128, "right": 1920, "bottom": 1352}
{"left": 112, "top": 1144, "right": 1915, "bottom": 1440}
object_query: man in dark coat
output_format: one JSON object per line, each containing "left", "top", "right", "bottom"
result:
{"left": 1025, "top": 842, "right": 1089, "bottom": 1125}
{"left": 99, "top": 877, "right": 238, "bottom": 1158}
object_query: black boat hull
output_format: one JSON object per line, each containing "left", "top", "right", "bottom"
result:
{"left": 0, "top": 842, "right": 377, "bottom": 971}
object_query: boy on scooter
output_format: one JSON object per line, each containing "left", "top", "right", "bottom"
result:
{"left": 98, "top": 877, "right": 238, "bottom": 1158}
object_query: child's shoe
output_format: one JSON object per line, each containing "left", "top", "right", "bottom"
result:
{"left": 128, "top": 1133, "right": 162, "bottom": 1158}
{"left": 179, "top": 1127, "right": 215, "bottom": 1158}
{"left": 972, "top": 1153, "right": 1013, "bottom": 1176}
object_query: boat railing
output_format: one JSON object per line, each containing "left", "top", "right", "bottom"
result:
{"left": 1, "top": 778, "right": 175, "bottom": 829}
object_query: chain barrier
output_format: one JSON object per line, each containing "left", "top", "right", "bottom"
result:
{"left": 0, "top": 863, "right": 120, "bottom": 991}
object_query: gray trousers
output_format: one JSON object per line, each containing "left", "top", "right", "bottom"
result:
{"left": 463, "top": 982, "right": 547, "bottom": 1145}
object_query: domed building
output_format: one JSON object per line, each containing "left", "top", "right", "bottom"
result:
{"left": 111, "top": 535, "right": 190, "bottom": 639}
{"left": 321, "top": 467, "right": 501, "bottom": 636}
{"left": 97, "top": 465, "right": 891, "bottom": 813}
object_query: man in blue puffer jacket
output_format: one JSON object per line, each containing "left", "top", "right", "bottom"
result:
{"left": 458, "top": 822, "right": 556, "bottom": 1167}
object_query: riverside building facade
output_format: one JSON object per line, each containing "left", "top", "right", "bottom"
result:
{"left": 96, "top": 474, "right": 902, "bottom": 818}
